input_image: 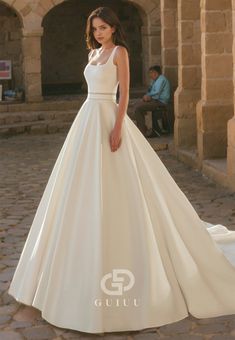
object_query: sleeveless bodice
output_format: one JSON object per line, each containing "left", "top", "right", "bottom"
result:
{"left": 83, "top": 45, "right": 119, "bottom": 101}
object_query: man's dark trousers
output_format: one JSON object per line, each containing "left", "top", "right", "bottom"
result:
{"left": 131, "top": 98, "right": 167, "bottom": 135}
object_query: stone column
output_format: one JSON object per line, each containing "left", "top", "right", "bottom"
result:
{"left": 174, "top": 0, "right": 201, "bottom": 148}
{"left": 228, "top": 0, "right": 235, "bottom": 182}
{"left": 141, "top": 17, "right": 161, "bottom": 84}
{"left": 149, "top": 2, "right": 162, "bottom": 67}
{"left": 197, "top": 0, "right": 233, "bottom": 162}
{"left": 141, "top": 25, "right": 152, "bottom": 85}
{"left": 160, "top": 0, "right": 178, "bottom": 91}
{"left": 21, "top": 28, "right": 43, "bottom": 102}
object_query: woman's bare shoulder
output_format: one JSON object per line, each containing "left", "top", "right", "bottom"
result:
{"left": 115, "top": 45, "right": 128, "bottom": 53}
{"left": 114, "top": 45, "right": 128, "bottom": 64}
{"left": 88, "top": 49, "right": 97, "bottom": 61}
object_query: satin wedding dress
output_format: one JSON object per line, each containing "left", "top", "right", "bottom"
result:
{"left": 8, "top": 45, "right": 235, "bottom": 334}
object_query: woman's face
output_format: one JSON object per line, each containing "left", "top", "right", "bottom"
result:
{"left": 91, "top": 17, "right": 115, "bottom": 44}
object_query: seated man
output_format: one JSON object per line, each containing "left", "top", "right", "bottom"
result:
{"left": 131, "top": 65, "right": 171, "bottom": 137}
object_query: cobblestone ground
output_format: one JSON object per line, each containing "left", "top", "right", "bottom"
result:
{"left": 0, "top": 132, "right": 235, "bottom": 340}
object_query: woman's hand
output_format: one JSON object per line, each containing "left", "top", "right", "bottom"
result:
{"left": 109, "top": 125, "right": 122, "bottom": 152}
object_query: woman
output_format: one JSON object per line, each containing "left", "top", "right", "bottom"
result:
{"left": 8, "top": 6, "right": 235, "bottom": 334}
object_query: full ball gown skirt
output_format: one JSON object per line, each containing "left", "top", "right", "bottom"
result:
{"left": 8, "top": 45, "right": 235, "bottom": 333}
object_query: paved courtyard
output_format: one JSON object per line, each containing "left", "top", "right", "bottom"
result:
{"left": 0, "top": 132, "right": 235, "bottom": 340}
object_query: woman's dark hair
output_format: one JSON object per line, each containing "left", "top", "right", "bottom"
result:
{"left": 85, "top": 6, "right": 129, "bottom": 53}
{"left": 149, "top": 65, "right": 162, "bottom": 74}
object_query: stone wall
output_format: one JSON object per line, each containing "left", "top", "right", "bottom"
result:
{"left": 174, "top": 0, "right": 201, "bottom": 148}
{"left": 0, "top": 4, "right": 23, "bottom": 91}
{"left": 228, "top": 0, "right": 235, "bottom": 185}
{"left": 197, "top": 0, "right": 233, "bottom": 161}
{"left": 160, "top": 0, "right": 178, "bottom": 92}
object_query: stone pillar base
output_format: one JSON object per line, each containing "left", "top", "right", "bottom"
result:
{"left": 174, "top": 87, "right": 200, "bottom": 148}
{"left": 26, "top": 95, "right": 43, "bottom": 103}
{"left": 197, "top": 100, "right": 233, "bottom": 162}
{"left": 22, "top": 28, "right": 43, "bottom": 104}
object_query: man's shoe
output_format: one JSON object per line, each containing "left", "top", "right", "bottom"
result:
{"left": 146, "top": 129, "right": 161, "bottom": 138}
{"left": 161, "top": 129, "right": 170, "bottom": 135}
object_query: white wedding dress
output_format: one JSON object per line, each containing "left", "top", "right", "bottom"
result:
{"left": 8, "top": 45, "right": 235, "bottom": 334}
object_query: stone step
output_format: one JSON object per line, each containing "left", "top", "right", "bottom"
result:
{"left": 0, "top": 98, "right": 84, "bottom": 113}
{"left": 0, "top": 118, "right": 74, "bottom": 138}
{"left": 0, "top": 87, "right": 145, "bottom": 113}
{"left": 0, "top": 110, "right": 77, "bottom": 125}
{"left": 0, "top": 99, "right": 137, "bottom": 137}
{"left": 0, "top": 102, "right": 134, "bottom": 124}
{"left": 0, "top": 110, "right": 78, "bottom": 137}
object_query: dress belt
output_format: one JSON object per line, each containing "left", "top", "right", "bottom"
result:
{"left": 87, "top": 92, "right": 117, "bottom": 101}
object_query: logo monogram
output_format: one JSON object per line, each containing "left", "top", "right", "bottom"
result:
{"left": 100, "top": 269, "right": 135, "bottom": 296}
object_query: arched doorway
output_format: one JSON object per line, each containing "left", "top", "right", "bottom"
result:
{"left": 0, "top": 1, "right": 23, "bottom": 96}
{"left": 41, "top": 0, "right": 143, "bottom": 96}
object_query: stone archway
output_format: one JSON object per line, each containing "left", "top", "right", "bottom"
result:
{"left": 39, "top": 0, "right": 161, "bottom": 86}
{"left": 0, "top": 0, "right": 24, "bottom": 26}
{"left": 0, "top": 0, "right": 163, "bottom": 103}
{"left": 42, "top": 0, "right": 157, "bottom": 94}
{"left": 0, "top": 1, "right": 23, "bottom": 95}
{"left": 41, "top": 0, "right": 148, "bottom": 96}
{"left": 0, "top": 1, "right": 44, "bottom": 102}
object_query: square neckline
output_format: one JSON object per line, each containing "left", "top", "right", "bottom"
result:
{"left": 89, "top": 45, "right": 118, "bottom": 67}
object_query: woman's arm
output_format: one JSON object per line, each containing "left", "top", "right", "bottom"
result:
{"left": 109, "top": 45, "right": 129, "bottom": 152}
{"left": 114, "top": 46, "right": 130, "bottom": 129}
